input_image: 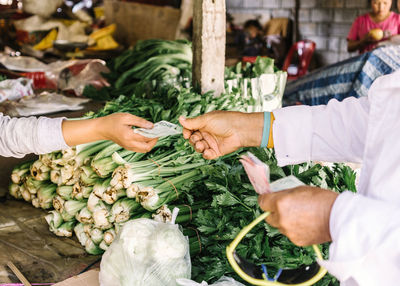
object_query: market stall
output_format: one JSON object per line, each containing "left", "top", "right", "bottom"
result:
{"left": 0, "top": 1, "right": 394, "bottom": 286}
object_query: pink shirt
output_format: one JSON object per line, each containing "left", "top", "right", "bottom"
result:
{"left": 347, "top": 12, "right": 400, "bottom": 53}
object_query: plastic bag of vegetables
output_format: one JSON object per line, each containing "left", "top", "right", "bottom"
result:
{"left": 99, "top": 217, "right": 191, "bottom": 286}
{"left": 176, "top": 276, "right": 246, "bottom": 286}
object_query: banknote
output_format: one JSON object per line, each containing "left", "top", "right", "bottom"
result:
{"left": 240, "top": 152, "right": 305, "bottom": 194}
{"left": 134, "top": 121, "right": 182, "bottom": 138}
{"left": 240, "top": 152, "right": 271, "bottom": 194}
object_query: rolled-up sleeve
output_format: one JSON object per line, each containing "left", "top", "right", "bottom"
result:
{"left": 273, "top": 96, "right": 370, "bottom": 166}
{"left": 0, "top": 114, "right": 69, "bottom": 158}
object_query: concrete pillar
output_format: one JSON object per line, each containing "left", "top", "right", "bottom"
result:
{"left": 192, "top": 0, "right": 226, "bottom": 96}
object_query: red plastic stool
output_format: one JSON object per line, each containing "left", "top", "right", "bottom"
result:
{"left": 282, "top": 40, "right": 316, "bottom": 80}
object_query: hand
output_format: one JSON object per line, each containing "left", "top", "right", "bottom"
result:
{"left": 62, "top": 113, "right": 158, "bottom": 153}
{"left": 179, "top": 111, "right": 263, "bottom": 160}
{"left": 97, "top": 113, "right": 158, "bottom": 152}
{"left": 361, "top": 32, "right": 377, "bottom": 44}
{"left": 258, "top": 186, "right": 338, "bottom": 246}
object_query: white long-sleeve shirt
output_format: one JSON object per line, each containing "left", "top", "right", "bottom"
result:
{"left": 0, "top": 114, "right": 69, "bottom": 158}
{"left": 273, "top": 70, "right": 400, "bottom": 285}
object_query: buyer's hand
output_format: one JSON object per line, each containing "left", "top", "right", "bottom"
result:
{"left": 258, "top": 186, "right": 338, "bottom": 246}
{"left": 98, "top": 113, "right": 158, "bottom": 152}
{"left": 62, "top": 113, "right": 158, "bottom": 153}
{"left": 179, "top": 111, "right": 263, "bottom": 160}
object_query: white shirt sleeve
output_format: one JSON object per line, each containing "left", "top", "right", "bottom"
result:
{"left": 0, "top": 113, "right": 70, "bottom": 158}
{"left": 273, "top": 96, "right": 370, "bottom": 166}
{"left": 318, "top": 191, "right": 400, "bottom": 285}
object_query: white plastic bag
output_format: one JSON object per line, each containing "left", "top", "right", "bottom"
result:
{"left": 99, "top": 218, "right": 191, "bottom": 286}
{"left": 0, "top": 92, "right": 90, "bottom": 116}
{"left": 176, "top": 276, "right": 246, "bottom": 286}
{"left": 0, "top": 78, "right": 34, "bottom": 103}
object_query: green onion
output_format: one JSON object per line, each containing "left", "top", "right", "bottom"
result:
{"left": 9, "top": 183, "right": 22, "bottom": 199}
{"left": 30, "top": 160, "right": 50, "bottom": 181}
{"left": 103, "top": 228, "right": 116, "bottom": 245}
{"left": 24, "top": 176, "right": 48, "bottom": 195}
{"left": 45, "top": 210, "right": 64, "bottom": 231}
{"left": 74, "top": 223, "right": 89, "bottom": 246}
{"left": 126, "top": 179, "right": 163, "bottom": 199}
{"left": 76, "top": 207, "right": 93, "bottom": 224}
{"left": 85, "top": 238, "right": 104, "bottom": 255}
{"left": 90, "top": 227, "right": 104, "bottom": 244}
{"left": 99, "top": 240, "right": 109, "bottom": 251}
{"left": 80, "top": 166, "right": 100, "bottom": 186}
{"left": 102, "top": 187, "right": 126, "bottom": 205}
{"left": 20, "top": 185, "right": 32, "bottom": 202}
{"left": 37, "top": 183, "right": 57, "bottom": 209}
{"left": 50, "top": 169, "right": 62, "bottom": 185}
{"left": 137, "top": 169, "right": 204, "bottom": 211}
{"left": 56, "top": 185, "right": 73, "bottom": 200}
{"left": 93, "top": 201, "right": 112, "bottom": 230}
{"left": 66, "top": 140, "right": 113, "bottom": 169}
{"left": 72, "top": 183, "right": 93, "bottom": 201}
{"left": 11, "top": 161, "right": 33, "bottom": 184}
{"left": 52, "top": 195, "right": 65, "bottom": 212}
{"left": 93, "top": 178, "right": 112, "bottom": 198}
{"left": 64, "top": 199, "right": 87, "bottom": 217}
{"left": 31, "top": 198, "right": 40, "bottom": 208}
{"left": 109, "top": 197, "right": 142, "bottom": 223}
{"left": 53, "top": 221, "right": 76, "bottom": 237}
{"left": 87, "top": 191, "right": 101, "bottom": 212}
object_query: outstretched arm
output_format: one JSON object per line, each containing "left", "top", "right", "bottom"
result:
{"left": 0, "top": 113, "right": 157, "bottom": 158}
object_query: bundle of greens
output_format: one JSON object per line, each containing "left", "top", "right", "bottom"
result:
{"left": 83, "top": 39, "right": 193, "bottom": 100}
{"left": 186, "top": 148, "right": 356, "bottom": 286}
{"left": 10, "top": 136, "right": 208, "bottom": 255}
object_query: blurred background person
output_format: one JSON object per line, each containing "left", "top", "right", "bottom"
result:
{"left": 347, "top": 0, "right": 400, "bottom": 53}
{"left": 237, "top": 19, "right": 265, "bottom": 57}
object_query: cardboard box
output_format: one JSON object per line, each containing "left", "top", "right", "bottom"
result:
{"left": 104, "top": 0, "right": 182, "bottom": 47}
{"left": 53, "top": 269, "right": 100, "bottom": 286}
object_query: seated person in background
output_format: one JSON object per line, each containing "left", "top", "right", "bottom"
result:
{"left": 237, "top": 19, "right": 265, "bottom": 57}
{"left": 347, "top": 0, "right": 400, "bottom": 53}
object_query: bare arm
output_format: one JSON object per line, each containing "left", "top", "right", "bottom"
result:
{"left": 0, "top": 113, "right": 157, "bottom": 158}
{"left": 62, "top": 113, "right": 157, "bottom": 152}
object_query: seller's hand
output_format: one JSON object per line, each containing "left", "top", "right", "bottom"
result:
{"left": 258, "top": 186, "right": 338, "bottom": 246}
{"left": 179, "top": 111, "right": 263, "bottom": 160}
{"left": 362, "top": 32, "right": 377, "bottom": 44}
{"left": 62, "top": 113, "right": 158, "bottom": 153}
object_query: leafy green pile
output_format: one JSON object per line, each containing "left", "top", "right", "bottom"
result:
{"left": 225, "top": 57, "right": 276, "bottom": 80}
{"left": 10, "top": 39, "right": 358, "bottom": 286}
{"left": 83, "top": 39, "right": 192, "bottom": 101}
{"left": 189, "top": 148, "right": 356, "bottom": 286}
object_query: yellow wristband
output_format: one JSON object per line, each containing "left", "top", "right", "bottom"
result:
{"left": 267, "top": 113, "right": 274, "bottom": 148}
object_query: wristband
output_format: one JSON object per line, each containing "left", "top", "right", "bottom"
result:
{"left": 260, "top": 112, "right": 271, "bottom": 148}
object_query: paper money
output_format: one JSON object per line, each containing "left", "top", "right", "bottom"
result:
{"left": 134, "top": 121, "right": 182, "bottom": 138}
{"left": 240, "top": 152, "right": 271, "bottom": 194}
{"left": 240, "top": 152, "right": 305, "bottom": 195}
{"left": 270, "top": 175, "right": 304, "bottom": 192}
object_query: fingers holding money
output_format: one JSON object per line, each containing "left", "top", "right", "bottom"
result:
{"left": 96, "top": 113, "right": 158, "bottom": 153}
{"left": 134, "top": 121, "right": 182, "bottom": 138}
